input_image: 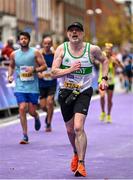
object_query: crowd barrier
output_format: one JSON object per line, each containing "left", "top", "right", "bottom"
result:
{"left": 0, "top": 66, "right": 17, "bottom": 113}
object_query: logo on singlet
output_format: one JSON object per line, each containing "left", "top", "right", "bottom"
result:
{"left": 64, "top": 58, "right": 69, "bottom": 64}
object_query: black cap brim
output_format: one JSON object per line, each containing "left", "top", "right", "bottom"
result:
{"left": 67, "top": 22, "right": 84, "bottom": 31}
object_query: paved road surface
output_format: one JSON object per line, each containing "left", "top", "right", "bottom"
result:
{"left": 0, "top": 93, "right": 133, "bottom": 179}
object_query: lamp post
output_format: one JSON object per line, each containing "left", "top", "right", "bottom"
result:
{"left": 86, "top": 8, "right": 102, "bottom": 44}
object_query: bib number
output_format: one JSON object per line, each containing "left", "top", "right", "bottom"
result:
{"left": 20, "top": 66, "right": 34, "bottom": 81}
{"left": 43, "top": 68, "right": 52, "bottom": 81}
{"left": 64, "top": 81, "right": 81, "bottom": 89}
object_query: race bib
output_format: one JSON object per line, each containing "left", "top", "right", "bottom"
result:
{"left": 43, "top": 68, "right": 52, "bottom": 81}
{"left": 20, "top": 66, "right": 34, "bottom": 81}
{"left": 64, "top": 81, "right": 81, "bottom": 89}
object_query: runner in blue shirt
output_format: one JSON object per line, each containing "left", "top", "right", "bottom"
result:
{"left": 8, "top": 32, "right": 47, "bottom": 144}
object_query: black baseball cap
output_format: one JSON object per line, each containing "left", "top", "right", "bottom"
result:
{"left": 67, "top": 22, "right": 84, "bottom": 31}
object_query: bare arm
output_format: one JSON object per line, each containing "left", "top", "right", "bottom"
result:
{"left": 112, "top": 56, "right": 124, "bottom": 69}
{"left": 35, "top": 50, "right": 47, "bottom": 72}
{"left": 8, "top": 52, "right": 15, "bottom": 83}
{"left": 91, "top": 45, "right": 109, "bottom": 90}
{"left": 51, "top": 44, "right": 81, "bottom": 78}
{"left": 91, "top": 45, "right": 109, "bottom": 77}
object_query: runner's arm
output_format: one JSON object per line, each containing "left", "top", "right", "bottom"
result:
{"left": 91, "top": 45, "right": 109, "bottom": 77}
{"left": 112, "top": 56, "right": 124, "bottom": 69}
{"left": 34, "top": 50, "right": 47, "bottom": 73}
{"left": 91, "top": 45, "right": 109, "bottom": 90}
{"left": 8, "top": 52, "right": 15, "bottom": 83}
{"left": 51, "top": 44, "right": 81, "bottom": 78}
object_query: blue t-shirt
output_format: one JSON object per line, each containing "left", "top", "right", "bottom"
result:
{"left": 39, "top": 53, "right": 57, "bottom": 88}
{"left": 14, "top": 47, "right": 39, "bottom": 93}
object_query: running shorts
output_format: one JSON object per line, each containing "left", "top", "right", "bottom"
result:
{"left": 58, "top": 87, "right": 93, "bottom": 122}
{"left": 14, "top": 92, "right": 39, "bottom": 105}
{"left": 39, "top": 85, "right": 57, "bottom": 99}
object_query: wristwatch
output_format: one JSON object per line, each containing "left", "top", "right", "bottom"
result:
{"left": 102, "top": 76, "right": 108, "bottom": 81}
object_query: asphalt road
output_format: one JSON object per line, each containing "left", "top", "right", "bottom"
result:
{"left": 0, "top": 93, "right": 133, "bottom": 179}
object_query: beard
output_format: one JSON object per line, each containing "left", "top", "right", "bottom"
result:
{"left": 21, "top": 44, "right": 29, "bottom": 48}
{"left": 19, "top": 41, "right": 29, "bottom": 48}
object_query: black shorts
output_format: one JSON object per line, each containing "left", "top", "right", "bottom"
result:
{"left": 39, "top": 86, "right": 57, "bottom": 99}
{"left": 58, "top": 87, "right": 93, "bottom": 122}
{"left": 108, "top": 84, "right": 115, "bottom": 91}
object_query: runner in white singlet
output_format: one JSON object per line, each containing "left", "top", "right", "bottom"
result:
{"left": 52, "top": 22, "right": 109, "bottom": 177}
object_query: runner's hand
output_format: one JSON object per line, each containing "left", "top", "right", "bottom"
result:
{"left": 99, "top": 79, "right": 108, "bottom": 91}
{"left": 71, "top": 60, "right": 81, "bottom": 72}
{"left": 25, "top": 66, "right": 34, "bottom": 73}
{"left": 8, "top": 75, "right": 14, "bottom": 83}
{"left": 38, "top": 72, "right": 43, "bottom": 78}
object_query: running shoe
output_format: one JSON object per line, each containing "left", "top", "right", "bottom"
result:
{"left": 20, "top": 134, "right": 29, "bottom": 144}
{"left": 99, "top": 112, "right": 106, "bottom": 121}
{"left": 34, "top": 117, "right": 41, "bottom": 131}
{"left": 71, "top": 154, "right": 78, "bottom": 172}
{"left": 105, "top": 115, "right": 112, "bottom": 123}
{"left": 45, "top": 123, "right": 52, "bottom": 132}
{"left": 75, "top": 162, "right": 87, "bottom": 177}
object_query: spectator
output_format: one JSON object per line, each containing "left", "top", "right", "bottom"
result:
{"left": 1, "top": 38, "right": 14, "bottom": 61}
{"left": 123, "top": 55, "right": 133, "bottom": 92}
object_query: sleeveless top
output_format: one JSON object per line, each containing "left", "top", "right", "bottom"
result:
{"left": 14, "top": 47, "right": 39, "bottom": 93}
{"left": 39, "top": 53, "right": 57, "bottom": 88}
{"left": 60, "top": 42, "right": 93, "bottom": 92}
{"left": 98, "top": 51, "right": 115, "bottom": 85}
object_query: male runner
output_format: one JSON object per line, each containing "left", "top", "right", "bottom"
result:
{"left": 38, "top": 36, "right": 57, "bottom": 132}
{"left": 8, "top": 32, "right": 47, "bottom": 144}
{"left": 52, "top": 22, "right": 108, "bottom": 177}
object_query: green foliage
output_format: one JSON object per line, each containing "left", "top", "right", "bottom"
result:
{"left": 97, "top": 15, "right": 133, "bottom": 46}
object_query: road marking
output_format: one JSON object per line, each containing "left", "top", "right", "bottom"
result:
{"left": 0, "top": 95, "right": 99, "bottom": 128}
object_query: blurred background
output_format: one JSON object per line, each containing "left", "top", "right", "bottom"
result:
{"left": 0, "top": 0, "right": 132, "bottom": 47}
{"left": 0, "top": 0, "right": 132, "bottom": 118}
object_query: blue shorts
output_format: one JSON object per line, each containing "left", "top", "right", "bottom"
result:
{"left": 14, "top": 92, "right": 39, "bottom": 105}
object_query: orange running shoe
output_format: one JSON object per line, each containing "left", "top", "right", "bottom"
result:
{"left": 71, "top": 154, "right": 78, "bottom": 172}
{"left": 75, "top": 163, "right": 87, "bottom": 177}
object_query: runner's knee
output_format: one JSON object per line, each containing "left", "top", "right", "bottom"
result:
{"left": 28, "top": 109, "right": 37, "bottom": 117}
{"left": 74, "top": 127, "right": 83, "bottom": 136}
{"left": 19, "top": 105, "right": 27, "bottom": 114}
{"left": 66, "top": 125, "right": 74, "bottom": 134}
{"left": 47, "top": 99, "right": 54, "bottom": 108}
